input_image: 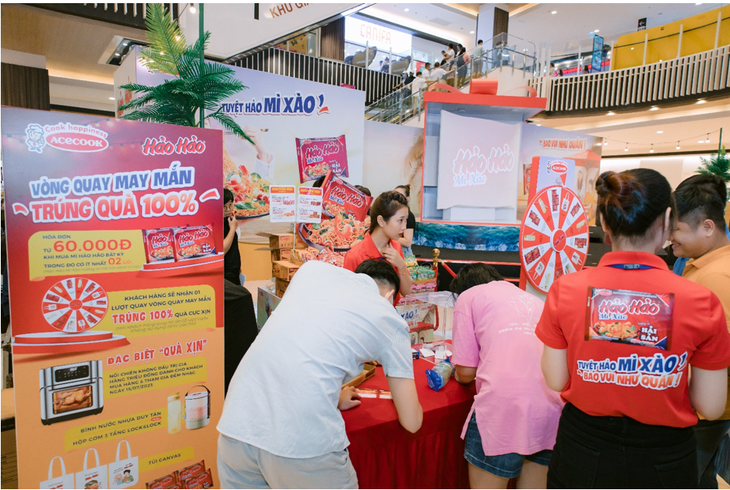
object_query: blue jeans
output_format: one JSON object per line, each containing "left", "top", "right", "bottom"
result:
{"left": 694, "top": 419, "right": 730, "bottom": 488}
{"left": 464, "top": 412, "right": 552, "bottom": 479}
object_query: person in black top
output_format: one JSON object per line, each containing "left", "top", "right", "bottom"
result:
{"left": 394, "top": 185, "right": 416, "bottom": 252}
{"left": 223, "top": 188, "right": 242, "bottom": 285}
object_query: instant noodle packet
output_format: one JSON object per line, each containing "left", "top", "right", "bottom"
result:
{"left": 143, "top": 228, "right": 175, "bottom": 263}
{"left": 182, "top": 469, "right": 214, "bottom": 489}
{"left": 586, "top": 287, "right": 674, "bottom": 350}
{"left": 172, "top": 225, "right": 216, "bottom": 261}
{"left": 296, "top": 135, "right": 349, "bottom": 183}
{"left": 320, "top": 173, "right": 372, "bottom": 222}
{"left": 146, "top": 471, "right": 180, "bottom": 489}
{"left": 178, "top": 461, "right": 206, "bottom": 482}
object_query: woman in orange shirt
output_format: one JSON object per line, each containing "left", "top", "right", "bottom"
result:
{"left": 344, "top": 191, "right": 412, "bottom": 301}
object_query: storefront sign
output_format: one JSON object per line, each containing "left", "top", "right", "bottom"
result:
{"left": 345, "top": 16, "right": 412, "bottom": 54}
{"left": 3, "top": 108, "right": 224, "bottom": 488}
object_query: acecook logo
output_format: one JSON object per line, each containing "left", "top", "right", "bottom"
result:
{"left": 25, "top": 122, "right": 109, "bottom": 154}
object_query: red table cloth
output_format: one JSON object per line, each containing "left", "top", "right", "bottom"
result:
{"left": 342, "top": 356, "right": 476, "bottom": 489}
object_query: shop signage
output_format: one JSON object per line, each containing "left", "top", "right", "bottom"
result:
{"left": 3, "top": 107, "right": 225, "bottom": 488}
{"left": 345, "top": 16, "right": 412, "bottom": 54}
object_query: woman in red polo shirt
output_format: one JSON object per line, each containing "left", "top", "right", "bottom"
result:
{"left": 536, "top": 168, "right": 730, "bottom": 488}
{"left": 344, "top": 191, "right": 412, "bottom": 300}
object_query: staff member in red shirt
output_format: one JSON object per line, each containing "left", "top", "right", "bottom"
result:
{"left": 536, "top": 168, "right": 730, "bottom": 488}
{"left": 344, "top": 191, "right": 412, "bottom": 301}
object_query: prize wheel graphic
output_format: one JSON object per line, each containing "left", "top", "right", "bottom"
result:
{"left": 520, "top": 186, "right": 589, "bottom": 294}
{"left": 41, "top": 277, "right": 109, "bottom": 333}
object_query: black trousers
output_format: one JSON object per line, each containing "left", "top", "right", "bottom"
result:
{"left": 548, "top": 403, "right": 698, "bottom": 489}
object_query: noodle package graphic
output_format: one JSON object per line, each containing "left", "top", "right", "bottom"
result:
{"left": 320, "top": 173, "right": 372, "bottom": 221}
{"left": 172, "top": 225, "right": 216, "bottom": 261}
{"left": 586, "top": 288, "right": 674, "bottom": 350}
{"left": 295, "top": 135, "right": 349, "bottom": 183}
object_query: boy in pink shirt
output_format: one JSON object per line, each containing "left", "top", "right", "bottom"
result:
{"left": 451, "top": 264, "right": 563, "bottom": 488}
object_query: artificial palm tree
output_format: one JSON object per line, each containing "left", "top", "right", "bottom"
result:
{"left": 697, "top": 146, "right": 729, "bottom": 183}
{"left": 118, "top": 4, "right": 252, "bottom": 143}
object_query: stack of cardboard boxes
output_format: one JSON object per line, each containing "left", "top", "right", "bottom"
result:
{"left": 260, "top": 233, "right": 307, "bottom": 298}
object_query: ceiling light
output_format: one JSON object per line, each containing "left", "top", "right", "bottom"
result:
{"left": 607, "top": 111, "right": 615, "bottom": 116}
{"left": 706, "top": 133, "right": 710, "bottom": 143}
{"left": 470, "top": 31, "right": 475, "bottom": 34}
{"left": 631, "top": 47, "right": 634, "bottom": 50}
{"left": 550, "top": 10, "right": 557, "bottom": 14}
{"left": 109, "top": 97, "right": 115, "bottom": 100}
{"left": 404, "top": 8, "right": 409, "bottom": 11}
{"left": 536, "top": 124, "right": 541, "bottom": 126}
{"left": 624, "top": 143, "right": 629, "bottom": 152}
{"left": 698, "top": 140, "right": 706, "bottom": 143}
{"left": 189, "top": 5, "right": 196, "bottom": 14}
{"left": 596, "top": 142, "right": 602, "bottom": 146}
{"left": 676, "top": 141, "right": 681, "bottom": 150}
{"left": 656, "top": 130, "right": 663, "bottom": 134}
{"left": 650, "top": 144, "right": 654, "bottom": 153}
{"left": 650, "top": 106, "right": 659, "bottom": 111}
{"left": 594, "top": 29, "right": 600, "bottom": 33}
{"left": 603, "top": 139, "right": 608, "bottom": 145}
{"left": 697, "top": 99, "right": 706, "bottom": 104}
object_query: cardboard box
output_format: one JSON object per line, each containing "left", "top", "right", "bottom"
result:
{"left": 295, "top": 233, "right": 308, "bottom": 249}
{"left": 273, "top": 260, "right": 300, "bottom": 282}
{"left": 275, "top": 278, "right": 290, "bottom": 298}
{"left": 256, "top": 286, "right": 282, "bottom": 328}
{"left": 271, "top": 249, "right": 293, "bottom": 262}
{"left": 257, "top": 232, "right": 294, "bottom": 250}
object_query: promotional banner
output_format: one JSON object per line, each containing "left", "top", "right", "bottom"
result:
{"left": 3, "top": 108, "right": 224, "bottom": 489}
{"left": 436, "top": 112, "right": 521, "bottom": 218}
{"left": 518, "top": 125, "right": 602, "bottom": 224}
{"left": 119, "top": 51, "right": 366, "bottom": 244}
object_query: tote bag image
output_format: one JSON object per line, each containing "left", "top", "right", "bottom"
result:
{"left": 40, "top": 456, "right": 75, "bottom": 489}
{"left": 75, "top": 448, "right": 108, "bottom": 489}
{"left": 109, "top": 440, "right": 138, "bottom": 489}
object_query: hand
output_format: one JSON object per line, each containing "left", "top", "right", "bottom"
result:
{"left": 243, "top": 125, "right": 268, "bottom": 161}
{"left": 382, "top": 244, "right": 406, "bottom": 273}
{"left": 338, "top": 386, "right": 362, "bottom": 411}
{"left": 227, "top": 216, "right": 239, "bottom": 232}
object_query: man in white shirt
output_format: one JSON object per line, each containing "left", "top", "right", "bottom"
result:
{"left": 421, "top": 62, "right": 431, "bottom": 80}
{"left": 411, "top": 71, "right": 427, "bottom": 93}
{"left": 217, "top": 260, "right": 422, "bottom": 489}
{"left": 429, "top": 62, "right": 447, "bottom": 82}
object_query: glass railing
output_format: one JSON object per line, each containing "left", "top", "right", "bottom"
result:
{"left": 364, "top": 41, "right": 537, "bottom": 125}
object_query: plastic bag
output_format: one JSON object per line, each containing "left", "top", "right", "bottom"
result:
{"left": 426, "top": 359, "right": 454, "bottom": 392}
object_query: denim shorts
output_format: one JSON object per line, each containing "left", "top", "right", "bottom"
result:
{"left": 464, "top": 412, "right": 553, "bottom": 479}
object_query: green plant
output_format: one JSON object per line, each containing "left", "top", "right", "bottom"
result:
{"left": 697, "top": 146, "right": 729, "bottom": 184}
{"left": 118, "top": 4, "right": 252, "bottom": 143}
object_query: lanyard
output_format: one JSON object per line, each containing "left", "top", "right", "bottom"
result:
{"left": 607, "top": 264, "right": 655, "bottom": 270}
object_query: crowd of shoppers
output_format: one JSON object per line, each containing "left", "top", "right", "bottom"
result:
{"left": 218, "top": 169, "right": 730, "bottom": 489}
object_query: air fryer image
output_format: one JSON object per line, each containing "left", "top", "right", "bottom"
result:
{"left": 40, "top": 360, "right": 104, "bottom": 425}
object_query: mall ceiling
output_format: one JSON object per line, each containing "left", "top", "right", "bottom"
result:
{"left": 1, "top": 3, "right": 727, "bottom": 158}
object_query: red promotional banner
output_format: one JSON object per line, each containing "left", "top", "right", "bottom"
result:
{"left": 3, "top": 108, "right": 224, "bottom": 488}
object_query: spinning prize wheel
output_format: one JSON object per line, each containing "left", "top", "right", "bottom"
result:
{"left": 520, "top": 186, "right": 589, "bottom": 294}
{"left": 41, "top": 277, "right": 109, "bottom": 333}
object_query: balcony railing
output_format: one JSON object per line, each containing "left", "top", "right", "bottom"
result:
{"left": 530, "top": 45, "right": 730, "bottom": 114}
{"left": 230, "top": 48, "right": 401, "bottom": 106}
{"left": 29, "top": 3, "right": 178, "bottom": 29}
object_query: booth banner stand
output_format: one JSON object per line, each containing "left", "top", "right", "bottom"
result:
{"left": 116, "top": 49, "right": 366, "bottom": 244}
{"left": 3, "top": 108, "right": 225, "bottom": 488}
